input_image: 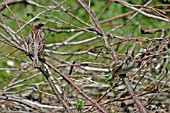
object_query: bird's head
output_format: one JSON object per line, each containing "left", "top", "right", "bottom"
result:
{"left": 32, "top": 22, "right": 44, "bottom": 30}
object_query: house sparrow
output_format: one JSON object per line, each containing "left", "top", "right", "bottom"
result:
{"left": 27, "top": 22, "right": 46, "bottom": 67}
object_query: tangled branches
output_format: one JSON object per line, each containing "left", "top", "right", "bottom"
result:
{"left": 0, "top": 0, "right": 170, "bottom": 113}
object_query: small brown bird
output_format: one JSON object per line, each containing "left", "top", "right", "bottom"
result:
{"left": 27, "top": 22, "right": 46, "bottom": 67}
{"left": 107, "top": 55, "right": 134, "bottom": 82}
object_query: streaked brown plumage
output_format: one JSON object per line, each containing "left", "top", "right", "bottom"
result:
{"left": 107, "top": 55, "right": 134, "bottom": 82}
{"left": 27, "top": 22, "right": 46, "bottom": 67}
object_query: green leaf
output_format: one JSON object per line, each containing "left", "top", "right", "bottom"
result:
{"left": 76, "top": 99, "right": 84, "bottom": 112}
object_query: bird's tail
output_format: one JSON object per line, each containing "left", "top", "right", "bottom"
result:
{"left": 33, "top": 40, "right": 40, "bottom": 67}
{"left": 33, "top": 54, "right": 39, "bottom": 67}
